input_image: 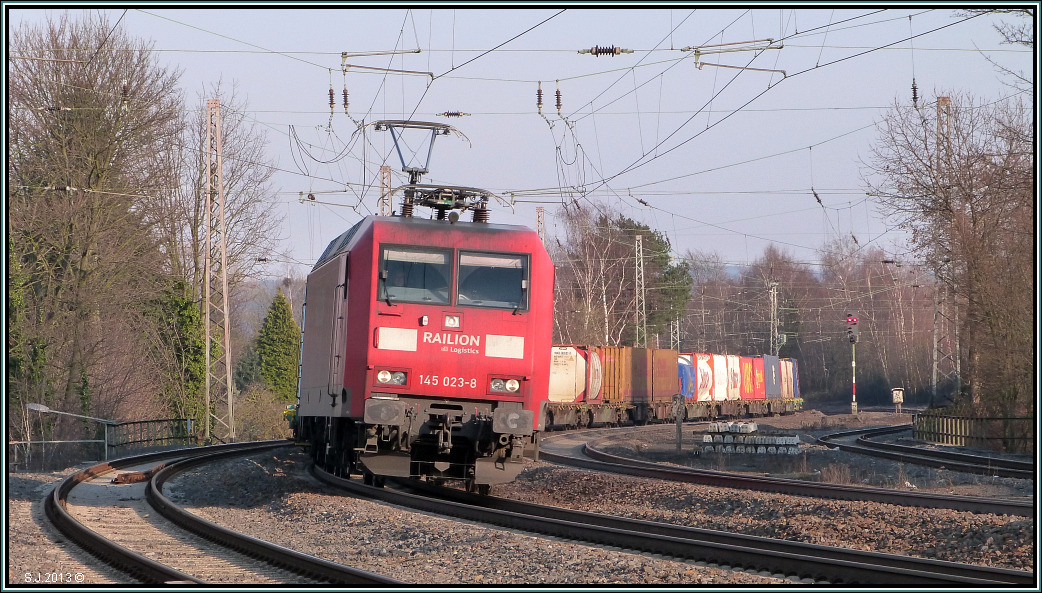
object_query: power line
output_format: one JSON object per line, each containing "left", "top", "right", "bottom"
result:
{"left": 84, "top": 9, "right": 127, "bottom": 67}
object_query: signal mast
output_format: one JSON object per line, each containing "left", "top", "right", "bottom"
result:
{"left": 846, "top": 314, "right": 859, "bottom": 414}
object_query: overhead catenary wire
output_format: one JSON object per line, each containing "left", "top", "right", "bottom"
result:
{"left": 548, "top": 10, "right": 990, "bottom": 270}
{"left": 62, "top": 8, "right": 1011, "bottom": 272}
{"left": 543, "top": 10, "right": 893, "bottom": 228}
{"left": 579, "top": 8, "right": 983, "bottom": 220}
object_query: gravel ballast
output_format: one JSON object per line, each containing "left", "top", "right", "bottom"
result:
{"left": 5, "top": 411, "right": 1034, "bottom": 585}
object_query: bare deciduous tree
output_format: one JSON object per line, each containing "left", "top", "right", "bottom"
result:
{"left": 551, "top": 205, "right": 636, "bottom": 345}
{"left": 8, "top": 13, "right": 183, "bottom": 439}
{"left": 153, "top": 80, "right": 283, "bottom": 300}
{"left": 551, "top": 203, "right": 690, "bottom": 347}
{"left": 865, "top": 92, "right": 1033, "bottom": 413}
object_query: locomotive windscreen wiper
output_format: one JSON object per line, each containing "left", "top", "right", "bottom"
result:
{"left": 380, "top": 270, "right": 394, "bottom": 305}
{"left": 514, "top": 279, "right": 528, "bottom": 315}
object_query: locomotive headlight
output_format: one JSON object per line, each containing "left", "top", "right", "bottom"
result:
{"left": 490, "top": 378, "right": 521, "bottom": 393}
{"left": 444, "top": 314, "right": 460, "bottom": 329}
{"left": 377, "top": 370, "right": 407, "bottom": 385}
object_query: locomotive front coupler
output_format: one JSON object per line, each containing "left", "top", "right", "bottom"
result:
{"left": 512, "top": 436, "right": 527, "bottom": 460}
{"left": 428, "top": 413, "right": 461, "bottom": 454}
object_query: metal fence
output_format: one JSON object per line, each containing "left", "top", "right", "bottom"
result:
{"left": 913, "top": 410, "right": 1034, "bottom": 455}
{"left": 8, "top": 418, "right": 195, "bottom": 471}
{"left": 108, "top": 418, "right": 195, "bottom": 455}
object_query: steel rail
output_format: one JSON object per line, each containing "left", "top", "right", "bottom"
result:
{"left": 148, "top": 443, "right": 402, "bottom": 585}
{"left": 817, "top": 425, "right": 1034, "bottom": 479}
{"left": 537, "top": 429, "right": 1031, "bottom": 517}
{"left": 44, "top": 441, "right": 281, "bottom": 584}
{"left": 311, "top": 466, "right": 1032, "bottom": 586}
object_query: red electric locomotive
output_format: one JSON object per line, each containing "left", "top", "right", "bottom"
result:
{"left": 294, "top": 186, "right": 554, "bottom": 493}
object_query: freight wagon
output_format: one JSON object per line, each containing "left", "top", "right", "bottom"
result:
{"left": 547, "top": 346, "right": 801, "bottom": 428}
{"left": 547, "top": 346, "right": 678, "bottom": 427}
{"left": 680, "top": 353, "right": 802, "bottom": 419}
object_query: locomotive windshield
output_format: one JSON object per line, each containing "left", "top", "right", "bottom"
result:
{"left": 457, "top": 252, "right": 528, "bottom": 310}
{"left": 377, "top": 246, "right": 529, "bottom": 310}
{"left": 380, "top": 247, "right": 451, "bottom": 304}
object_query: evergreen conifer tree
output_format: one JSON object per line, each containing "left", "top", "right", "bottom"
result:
{"left": 257, "top": 289, "right": 302, "bottom": 402}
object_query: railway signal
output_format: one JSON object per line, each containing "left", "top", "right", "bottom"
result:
{"left": 846, "top": 314, "right": 859, "bottom": 343}
{"left": 846, "top": 314, "right": 858, "bottom": 414}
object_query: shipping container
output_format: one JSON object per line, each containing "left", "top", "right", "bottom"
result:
{"left": 752, "top": 357, "right": 767, "bottom": 399}
{"left": 780, "top": 359, "right": 794, "bottom": 399}
{"left": 791, "top": 359, "right": 800, "bottom": 400}
{"left": 763, "top": 354, "right": 782, "bottom": 400}
{"left": 597, "top": 346, "right": 628, "bottom": 403}
{"left": 694, "top": 353, "right": 714, "bottom": 402}
{"left": 712, "top": 354, "right": 728, "bottom": 402}
{"left": 549, "top": 346, "right": 596, "bottom": 403}
{"left": 725, "top": 355, "right": 741, "bottom": 401}
{"left": 678, "top": 355, "right": 696, "bottom": 399}
{"left": 650, "top": 348, "right": 681, "bottom": 404}
{"left": 578, "top": 346, "right": 678, "bottom": 423}
{"left": 599, "top": 347, "right": 678, "bottom": 404}
{"left": 739, "top": 357, "right": 758, "bottom": 400}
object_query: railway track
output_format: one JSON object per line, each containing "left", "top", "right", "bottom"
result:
{"left": 538, "top": 426, "right": 1032, "bottom": 517}
{"left": 45, "top": 442, "right": 400, "bottom": 585}
{"left": 817, "top": 424, "right": 1035, "bottom": 480}
{"left": 312, "top": 465, "right": 1033, "bottom": 586}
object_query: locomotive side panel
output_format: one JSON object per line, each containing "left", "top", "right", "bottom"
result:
{"left": 342, "top": 226, "right": 379, "bottom": 417}
{"left": 298, "top": 254, "right": 348, "bottom": 417}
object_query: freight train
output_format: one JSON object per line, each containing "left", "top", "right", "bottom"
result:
{"left": 290, "top": 164, "right": 800, "bottom": 491}
{"left": 546, "top": 346, "right": 801, "bottom": 429}
{"left": 293, "top": 185, "right": 554, "bottom": 494}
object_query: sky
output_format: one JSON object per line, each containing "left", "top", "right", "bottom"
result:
{"left": 6, "top": 5, "right": 1035, "bottom": 278}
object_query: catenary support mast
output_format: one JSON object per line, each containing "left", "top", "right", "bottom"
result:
{"left": 204, "top": 99, "right": 235, "bottom": 443}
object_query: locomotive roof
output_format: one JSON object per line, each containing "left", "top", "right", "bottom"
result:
{"left": 312, "top": 215, "right": 538, "bottom": 271}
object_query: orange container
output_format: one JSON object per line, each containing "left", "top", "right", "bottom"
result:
{"left": 596, "top": 346, "right": 678, "bottom": 404}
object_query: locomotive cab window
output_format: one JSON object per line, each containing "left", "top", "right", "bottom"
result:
{"left": 457, "top": 252, "right": 529, "bottom": 310}
{"left": 379, "top": 247, "right": 451, "bottom": 305}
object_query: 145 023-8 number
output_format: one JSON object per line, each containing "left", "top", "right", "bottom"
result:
{"left": 419, "top": 374, "right": 477, "bottom": 389}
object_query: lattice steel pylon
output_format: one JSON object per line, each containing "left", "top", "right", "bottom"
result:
{"left": 204, "top": 99, "right": 235, "bottom": 443}
{"left": 536, "top": 206, "right": 546, "bottom": 246}
{"left": 379, "top": 164, "right": 392, "bottom": 215}
{"left": 634, "top": 235, "right": 647, "bottom": 348}
{"left": 933, "top": 96, "right": 961, "bottom": 404}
